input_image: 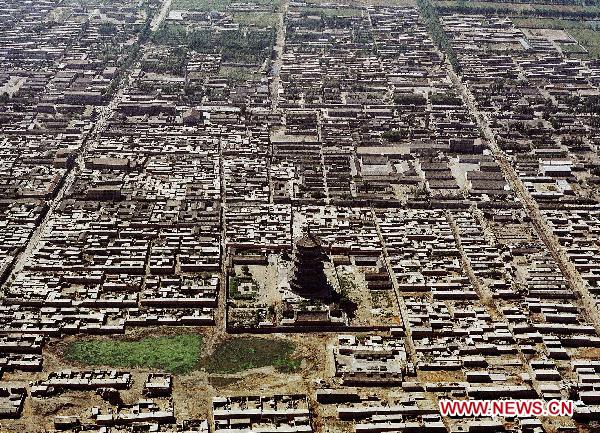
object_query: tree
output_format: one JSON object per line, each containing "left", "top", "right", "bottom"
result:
{"left": 99, "top": 22, "right": 117, "bottom": 36}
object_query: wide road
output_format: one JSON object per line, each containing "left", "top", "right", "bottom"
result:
{"left": 3, "top": 1, "right": 172, "bottom": 289}
{"left": 448, "top": 66, "right": 600, "bottom": 335}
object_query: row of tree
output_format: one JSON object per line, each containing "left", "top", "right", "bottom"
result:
{"left": 416, "top": 0, "right": 462, "bottom": 73}
{"left": 437, "top": 1, "right": 600, "bottom": 18}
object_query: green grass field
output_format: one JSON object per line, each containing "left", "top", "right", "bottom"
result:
{"left": 201, "top": 337, "right": 300, "bottom": 374}
{"left": 172, "top": 0, "right": 280, "bottom": 12}
{"left": 65, "top": 334, "right": 300, "bottom": 376}
{"left": 568, "top": 28, "right": 600, "bottom": 57}
{"left": 435, "top": 0, "right": 600, "bottom": 15}
{"left": 513, "top": 18, "right": 600, "bottom": 58}
{"left": 299, "top": 6, "right": 363, "bottom": 17}
{"left": 64, "top": 334, "right": 203, "bottom": 374}
{"left": 513, "top": 18, "right": 593, "bottom": 30}
{"left": 218, "top": 66, "right": 258, "bottom": 83}
{"left": 232, "top": 12, "right": 279, "bottom": 27}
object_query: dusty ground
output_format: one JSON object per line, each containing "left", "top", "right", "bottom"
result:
{"left": 0, "top": 328, "right": 335, "bottom": 433}
{"left": 418, "top": 370, "right": 465, "bottom": 383}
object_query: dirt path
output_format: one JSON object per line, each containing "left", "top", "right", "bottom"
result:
{"left": 2, "top": 0, "right": 174, "bottom": 293}
{"left": 370, "top": 208, "right": 417, "bottom": 362}
{"left": 270, "top": 0, "right": 288, "bottom": 110}
{"left": 151, "top": 0, "right": 172, "bottom": 32}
